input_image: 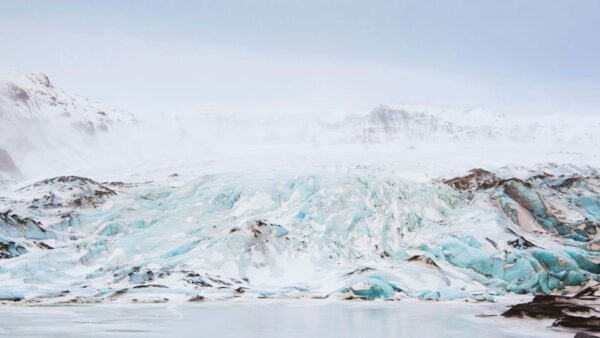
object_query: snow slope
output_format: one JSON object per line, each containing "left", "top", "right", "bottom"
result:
{"left": 0, "top": 71, "right": 136, "bottom": 181}
{"left": 2, "top": 71, "right": 600, "bottom": 185}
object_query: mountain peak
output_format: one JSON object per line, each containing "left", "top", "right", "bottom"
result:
{"left": 25, "top": 72, "right": 53, "bottom": 88}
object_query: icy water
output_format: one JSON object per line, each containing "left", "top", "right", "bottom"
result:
{"left": 0, "top": 300, "right": 575, "bottom": 337}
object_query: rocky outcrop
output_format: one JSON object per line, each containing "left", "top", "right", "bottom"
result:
{"left": 503, "top": 284, "right": 600, "bottom": 332}
{"left": 0, "top": 210, "right": 53, "bottom": 259}
{"left": 17, "top": 176, "right": 116, "bottom": 208}
{"left": 0, "top": 72, "right": 136, "bottom": 179}
{"left": 0, "top": 239, "right": 27, "bottom": 259}
{"left": 443, "top": 168, "right": 502, "bottom": 191}
{"left": 445, "top": 169, "right": 600, "bottom": 242}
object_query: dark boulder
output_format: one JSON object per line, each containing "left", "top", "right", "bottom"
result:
{"left": 502, "top": 284, "right": 600, "bottom": 332}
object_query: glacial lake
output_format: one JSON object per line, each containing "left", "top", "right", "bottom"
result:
{"left": 0, "top": 299, "right": 574, "bottom": 337}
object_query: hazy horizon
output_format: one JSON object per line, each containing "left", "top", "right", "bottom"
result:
{"left": 1, "top": 0, "right": 599, "bottom": 116}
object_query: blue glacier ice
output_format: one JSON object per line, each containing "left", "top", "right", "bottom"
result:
{"left": 1, "top": 165, "right": 600, "bottom": 304}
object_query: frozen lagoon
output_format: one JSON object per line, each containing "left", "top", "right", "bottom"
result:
{"left": 0, "top": 299, "right": 574, "bottom": 337}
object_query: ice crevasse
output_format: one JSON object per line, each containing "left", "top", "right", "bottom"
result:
{"left": 1, "top": 165, "right": 600, "bottom": 303}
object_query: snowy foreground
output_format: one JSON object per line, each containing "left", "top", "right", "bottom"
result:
{"left": 0, "top": 299, "right": 575, "bottom": 337}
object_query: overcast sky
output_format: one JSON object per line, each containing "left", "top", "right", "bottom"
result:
{"left": 1, "top": 0, "right": 599, "bottom": 116}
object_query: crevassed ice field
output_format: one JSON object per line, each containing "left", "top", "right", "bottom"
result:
{"left": 1, "top": 72, "right": 600, "bottom": 336}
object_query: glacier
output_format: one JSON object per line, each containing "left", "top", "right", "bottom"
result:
{"left": 1, "top": 164, "right": 600, "bottom": 304}
{"left": 1, "top": 72, "right": 600, "bottom": 309}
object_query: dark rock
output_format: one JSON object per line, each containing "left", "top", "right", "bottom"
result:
{"left": 0, "top": 210, "right": 50, "bottom": 239}
{"left": 576, "top": 285, "right": 600, "bottom": 298}
{"left": 343, "top": 266, "right": 373, "bottom": 277}
{"left": 554, "top": 316, "right": 600, "bottom": 331}
{"left": 35, "top": 241, "right": 54, "bottom": 250}
{"left": 443, "top": 169, "right": 502, "bottom": 191}
{"left": 189, "top": 295, "right": 205, "bottom": 302}
{"left": 31, "top": 73, "right": 53, "bottom": 88}
{"left": 507, "top": 237, "right": 535, "bottom": 249}
{"left": 184, "top": 274, "right": 212, "bottom": 287}
{"left": 0, "top": 240, "right": 27, "bottom": 259}
{"left": 207, "top": 277, "right": 232, "bottom": 286}
{"left": 18, "top": 176, "right": 116, "bottom": 208}
{"left": 256, "top": 220, "right": 267, "bottom": 227}
{"left": 553, "top": 176, "right": 582, "bottom": 190}
{"left": 502, "top": 301, "right": 597, "bottom": 319}
{"left": 132, "top": 284, "right": 168, "bottom": 289}
{"left": 502, "top": 284, "right": 600, "bottom": 332}
{"left": 407, "top": 255, "right": 441, "bottom": 270}
{"left": 129, "top": 269, "right": 154, "bottom": 283}
{"left": 109, "top": 289, "right": 128, "bottom": 297}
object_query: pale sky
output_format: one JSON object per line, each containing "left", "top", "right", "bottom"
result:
{"left": 1, "top": 0, "right": 599, "bottom": 116}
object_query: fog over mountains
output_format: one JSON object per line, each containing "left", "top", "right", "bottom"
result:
{"left": 2, "top": 72, "right": 600, "bottom": 306}
{"left": 1, "top": 71, "right": 599, "bottom": 188}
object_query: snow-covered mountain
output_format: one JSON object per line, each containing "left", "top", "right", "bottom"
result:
{"left": 0, "top": 72, "right": 136, "bottom": 183}
{"left": 0, "top": 72, "right": 134, "bottom": 130}
{"left": 1, "top": 71, "right": 599, "bottom": 187}
{"left": 148, "top": 103, "right": 600, "bottom": 147}
{"left": 2, "top": 72, "right": 600, "bottom": 304}
{"left": 335, "top": 104, "right": 600, "bottom": 146}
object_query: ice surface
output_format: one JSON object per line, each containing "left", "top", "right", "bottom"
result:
{"left": 1, "top": 165, "right": 600, "bottom": 303}
{"left": 0, "top": 300, "right": 574, "bottom": 337}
